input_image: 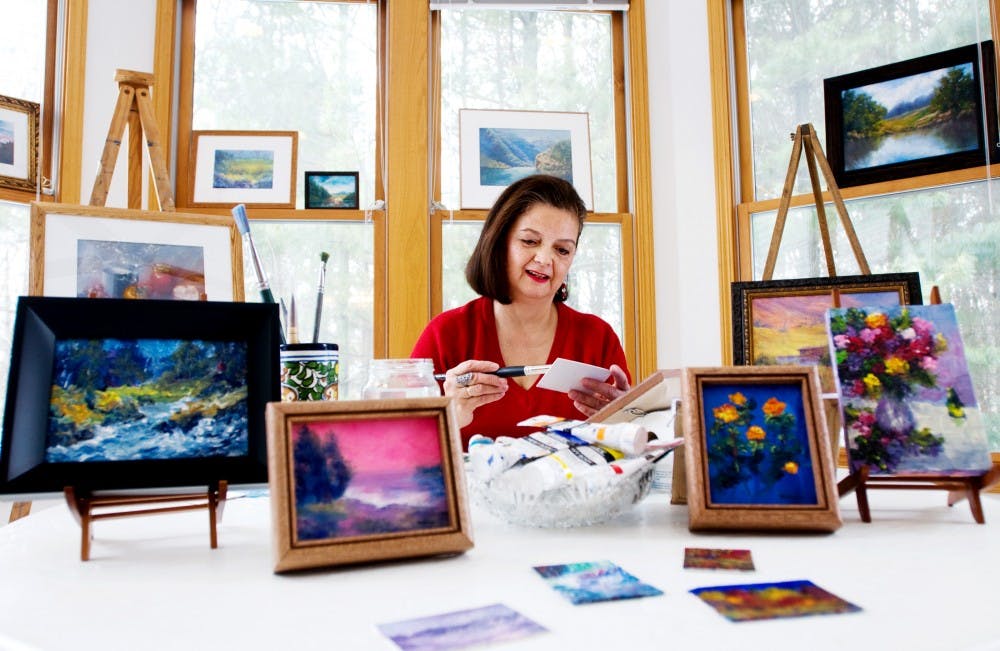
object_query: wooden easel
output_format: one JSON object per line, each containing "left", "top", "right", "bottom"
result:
{"left": 89, "top": 69, "right": 175, "bottom": 211}
{"left": 835, "top": 286, "right": 1000, "bottom": 523}
{"left": 761, "top": 123, "right": 870, "bottom": 281}
{"left": 764, "top": 123, "right": 1000, "bottom": 523}
{"left": 64, "top": 482, "right": 228, "bottom": 561}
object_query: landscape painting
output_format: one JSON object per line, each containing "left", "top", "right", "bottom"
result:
{"left": 0, "top": 119, "right": 13, "bottom": 165}
{"left": 305, "top": 171, "right": 358, "bottom": 209}
{"left": 213, "top": 149, "right": 274, "bottom": 189}
{"left": 700, "top": 381, "right": 819, "bottom": 505}
{"left": 291, "top": 414, "right": 452, "bottom": 542}
{"left": 46, "top": 338, "right": 249, "bottom": 463}
{"left": 732, "top": 273, "right": 922, "bottom": 391}
{"left": 824, "top": 42, "right": 995, "bottom": 187}
{"left": 76, "top": 239, "right": 207, "bottom": 300}
{"left": 532, "top": 560, "right": 663, "bottom": 605}
{"left": 827, "top": 303, "right": 992, "bottom": 475}
{"left": 478, "top": 126, "right": 573, "bottom": 186}
{"left": 377, "top": 603, "right": 547, "bottom": 651}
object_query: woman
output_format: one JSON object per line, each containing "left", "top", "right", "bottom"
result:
{"left": 411, "top": 174, "right": 631, "bottom": 449}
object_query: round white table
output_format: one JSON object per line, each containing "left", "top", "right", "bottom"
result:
{"left": 0, "top": 487, "right": 998, "bottom": 651}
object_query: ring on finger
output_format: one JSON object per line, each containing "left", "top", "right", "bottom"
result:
{"left": 456, "top": 372, "right": 474, "bottom": 387}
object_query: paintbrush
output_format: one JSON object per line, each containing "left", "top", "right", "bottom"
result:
{"left": 312, "top": 252, "right": 329, "bottom": 343}
{"left": 288, "top": 295, "right": 299, "bottom": 344}
{"left": 433, "top": 364, "right": 551, "bottom": 382}
{"left": 232, "top": 204, "right": 285, "bottom": 344}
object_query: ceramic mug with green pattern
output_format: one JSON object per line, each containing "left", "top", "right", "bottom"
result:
{"left": 279, "top": 343, "right": 339, "bottom": 401}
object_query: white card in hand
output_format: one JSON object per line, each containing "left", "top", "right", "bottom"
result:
{"left": 535, "top": 357, "right": 610, "bottom": 393}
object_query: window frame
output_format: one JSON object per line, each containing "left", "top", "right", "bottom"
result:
{"left": 169, "top": 0, "right": 655, "bottom": 377}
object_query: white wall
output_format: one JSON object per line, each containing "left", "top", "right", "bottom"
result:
{"left": 78, "top": 1, "right": 724, "bottom": 369}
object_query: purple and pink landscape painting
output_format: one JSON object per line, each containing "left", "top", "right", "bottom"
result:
{"left": 291, "top": 415, "right": 452, "bottom": 542}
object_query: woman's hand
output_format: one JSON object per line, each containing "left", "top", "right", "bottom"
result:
{"left": 441, "top": 360, "right": 509, "bottom": 428}
{"left": 569, "top": 364, "right": 630, "bottom": 417}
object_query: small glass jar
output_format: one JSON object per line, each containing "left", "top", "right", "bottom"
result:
{"left": 362, "top": 358, "right": 441, "bottom": 399}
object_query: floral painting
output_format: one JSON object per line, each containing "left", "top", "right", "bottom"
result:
{"left": 291, "top": 414, "right": 451, "bottom": 542}
{"left": 701, "top": 382, "right": 818, "bottom": 505}
{"left": 827, "top": 303, "right": 991, "bottom": 475}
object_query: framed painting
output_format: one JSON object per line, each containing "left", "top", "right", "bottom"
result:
{"left": 29, "top": 202, "right": 244, "bottom": 301}
{"left": 681, "top": 366, "right": 841, "bottom": 532}
{"left": 827, "top": 303, "right": 992, "bottom": 476}
{"left": 824, "top": 41, "right": 997, "bottom": 188}
{"left": 732, "top": 272, "right": 922, "bottom": 392}
{"left": 266, "top": 398, "right": 474, "bottom": 572}
{"left": 459, "top": 109, "right": 593, "bottom": 210}
{"left": 304, "top": 171, "right": 359, "bottom": 209}
{"left": 0, "top": 297, "right": 280, "bottom": 498}
{"left": 189, "top": 130, "right": 297, "bottom": 208}
{"left": 0, "top": 94, "right": 40, "bottom": 192}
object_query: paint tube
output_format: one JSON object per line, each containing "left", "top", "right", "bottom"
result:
{"left": 545, "top": 420, "right": 653, "bottom": 456}
{"left": 499, "top": 443, "right": 621, "bottom": 493}
{"left": 467, "top": 430, "right": 589, "bottom": 480}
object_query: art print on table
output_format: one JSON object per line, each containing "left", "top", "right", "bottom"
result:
{"left": 532, "top": 560, "right": 663, "bottom": 605}
{"left": 682, "top": 366, "right": 841, "bottom": 532}
{"left": 377, "top": 603, "right": 547, "bottom": 651}
{"left": 690, "top": 579, "right": 861, "bottom": 622}
{"left": 683, "top": 548, "right": 755, "bottom": 571}
{"left": 267, "top": 399, "right": 472, "bottom": 572}
{"left": 827, "top": 303, "right": 992, "bottom": 476}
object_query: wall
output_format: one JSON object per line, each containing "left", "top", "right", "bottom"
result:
{"left": 76, "top": 0, "right": 724, "bottom": 370}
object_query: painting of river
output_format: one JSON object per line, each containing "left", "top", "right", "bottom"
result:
{"left": 46, "top": 338, "right": 249, "bottom": 463}
{"left": 840, "top": 61, "right": 980, "bottom": 172}
{"left": 478, "top": 126, "right": 574, "bottom": 186}
{"left": 291, "top": 414, "right": 451, "bottom": 542}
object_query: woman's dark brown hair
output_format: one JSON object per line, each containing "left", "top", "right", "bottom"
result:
{"left": 465, "top": 174, "right": 587, "bottom": 304}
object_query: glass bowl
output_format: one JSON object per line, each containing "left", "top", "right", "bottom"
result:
{"left": 467, "top": 462, "right": 655, "bottom": 528}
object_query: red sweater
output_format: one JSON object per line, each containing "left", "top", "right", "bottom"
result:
{"left": 411, "top": 296, "right": 630, "bottom": 449}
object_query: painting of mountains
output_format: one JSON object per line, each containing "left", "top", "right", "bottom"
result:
{"left": 478, "top": 126, "right": 574, "bottom": 186}
{"left": 0, "top": 119, "right": 14, "bottom": 165}
{"left": 305, "top": 171, "right": 358, "bottom": 209}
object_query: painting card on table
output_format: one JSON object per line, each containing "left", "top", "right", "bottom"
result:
{"left": 377, "top": 603, "right": 547, "bottom": 651}
{"left": 532, "top": 560, "right": 663, "bottom": 605}
{"left": 690, "top": 580, "right": 862, "bottom": 622}
{"left": 684, "top": 548, "right": 755, "bottom": 571}
{"left": 827, "top": 303, "right": 992, "bottom": 475}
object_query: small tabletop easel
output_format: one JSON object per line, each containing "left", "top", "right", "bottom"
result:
{"left": 64, "top": 482, "right": 228, "bottom": 561}
{"left": 763, "top": 123, "right": 1000, "bottom": 523}
{"left": 89, "top": 69, "right": 175, "bottom": 211}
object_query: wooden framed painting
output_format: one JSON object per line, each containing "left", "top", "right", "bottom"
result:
{"left": 189, "top": 130, "right": 297, "bottom": 208}
{"left": 681, "top": 366, "right": 841, "bottom": 532}
{"left": 0, "top": 94, "right": 40, "bottom": 192}
{"left": 824, "top": 41, "right": 997, "bottom": 188}
{"left": 732, "top": 272, "right": 922, "bottom": 392}
{"left": 459, "top": 108, "right": 593, "bottom": 210}
{"left": 29, "top": 202, "right": 244, "bottom": 301}
{"left": 266, "top": 398, "right": 473, "bottom": 573}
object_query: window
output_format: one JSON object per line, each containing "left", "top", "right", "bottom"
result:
{"left": 176, "top": 0, "right": 654, "bottom": 393}
{"left": 715, "top": 0, "right": 1000, "bottom": 450}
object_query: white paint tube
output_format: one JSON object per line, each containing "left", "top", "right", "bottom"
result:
{"left": 499, "top": 443, "right": 620, "bottom": 493}
{"left": 467, "top": 430, "right": 590, "bottom": 480}
{"left": 565, "top": 421, "right": 653, "bottom": 456}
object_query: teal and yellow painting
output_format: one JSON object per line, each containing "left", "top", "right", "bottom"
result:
{"left": 291, "top": 415, "right": 451, "bottom": 542}
{"left": 212, "top": 148, "right": 274, "bottom": 189}
{"left": 827, "top": 303, "right": 992, "bottom": 475}
{"left": 46, "top": 338, "right": 249, "bottom": 462}
{"left": 701, "top": 382, "right": 818, "bottom": 505}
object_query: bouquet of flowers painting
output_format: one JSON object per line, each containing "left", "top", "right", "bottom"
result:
{"left": 826, "top": 303, "right": 992, "bottom": 476}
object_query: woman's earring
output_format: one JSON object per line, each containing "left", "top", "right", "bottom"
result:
{"left": 556, "top": 282, "right": 569, "bottom": 302}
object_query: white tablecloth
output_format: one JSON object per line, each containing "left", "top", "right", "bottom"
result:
{"left": 0, "top": 487, "right": 998, "bottom": 651}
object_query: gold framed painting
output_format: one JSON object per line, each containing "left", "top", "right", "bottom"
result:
{"left": 682, "top": 366, "right": 841, "bottom": 533}
{"left": 29, "top": 202, "right": 244, "bottom": 301}
{"left": 0, "top": 94, "right": 40, "bottom": 192}
{"left": 266, "top": 398, "right": 474, "bottom": 573}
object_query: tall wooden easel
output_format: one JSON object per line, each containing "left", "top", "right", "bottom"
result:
{"left": 89, "top": 69, "right": 175, "bottom": 211}
{"left": 764, "top": 123, "right": 998, "bottom": 523}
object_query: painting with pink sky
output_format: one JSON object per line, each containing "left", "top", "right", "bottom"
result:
{"left": 291, "top": 414, "right": 452, "bottom": 542}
